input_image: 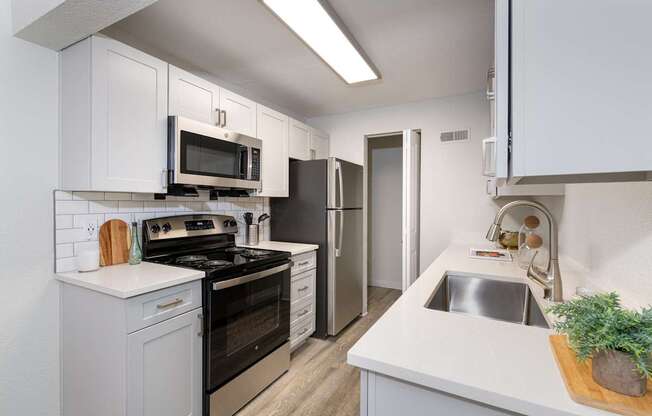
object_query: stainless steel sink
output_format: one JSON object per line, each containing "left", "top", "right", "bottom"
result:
{"left": 426, "top": 274, "right": 550, "bottom": 328}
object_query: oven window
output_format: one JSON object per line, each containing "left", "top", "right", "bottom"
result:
{"left": 226, "top": 285, "right": 280, "bottom": 355}
{"left": 180, "top": 130, "right": 240, "bottom": 178}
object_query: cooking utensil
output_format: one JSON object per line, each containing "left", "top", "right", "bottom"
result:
{"left": 243, "top": 212, "right": 253, "bottom": 225}
{"left": 99, "top": 219, "right": 130, "bottom": 266}
{"left": 258, "top": 213, "right": 270, "bottom": 223}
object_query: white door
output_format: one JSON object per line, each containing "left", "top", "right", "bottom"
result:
{"left": 402, "top": 130, "right": 420, "bottom": 291}
{"left": 169, "top": 65, "right": 220, "bottom": 125}
{"left": 310, "top": 128, "right": 329, "bottom": 159}
{"left": 289, "top": 118, "right": 311, "bottom": 160}
{"left": 127, "top": 309, "right": 203, "bottom": 416}
{"left": 91, "top": 36, "right": 168, "bottom": 193}
{"left": 257, "top": 105, "right": 289, "bottom": 197}
{"left": 219, "top": 88, "right": 257, "bottom": 137}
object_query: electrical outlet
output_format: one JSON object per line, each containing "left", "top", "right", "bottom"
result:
{"left": 85, "top": 222, "right": 98, "bottom": 241}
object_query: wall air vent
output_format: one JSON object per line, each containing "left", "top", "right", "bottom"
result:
{"left": 440, "top": 129, "right": 470, "bottom": 143}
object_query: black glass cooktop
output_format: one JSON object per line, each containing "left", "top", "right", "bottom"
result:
{"left": 147, "top": 246, "right": 290, "bottom": 279}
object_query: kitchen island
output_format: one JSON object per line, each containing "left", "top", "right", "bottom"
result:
{"left": 348, "top": 244, "right": 615, "bottom": 416}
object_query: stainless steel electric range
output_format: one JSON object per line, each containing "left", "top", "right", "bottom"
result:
{"left": 142, "top": 214, "right": 291, "bottom": 416}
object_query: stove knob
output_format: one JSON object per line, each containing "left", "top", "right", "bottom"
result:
{"left": 150, "top": 224, "right": 161, "bottom": 234}
{"left": 229, "top": 219, "right": 238, "bottom": 228}
{"left": 161, "top": 222, "right": 172, "bottom": 233}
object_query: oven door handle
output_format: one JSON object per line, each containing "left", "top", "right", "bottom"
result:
{"left": 212, "top": 263, "right": 290, "bottom": 291}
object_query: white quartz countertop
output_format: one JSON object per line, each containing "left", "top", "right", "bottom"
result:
{"left": 347, "top": 244, "right": 615, "bottom": 416}
{"left": 240, "top": 240, "right": 318, "bottom": 256}
{"left": 56, "top": 262, "right": 204, "bottom": 299}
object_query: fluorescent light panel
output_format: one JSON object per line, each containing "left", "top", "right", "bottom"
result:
{"left": 262, "top": 0, "right": 379, "bottom": 84}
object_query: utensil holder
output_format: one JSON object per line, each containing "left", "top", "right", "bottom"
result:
{"left": 246, "top": 224, "right": 259, "bottom": 246}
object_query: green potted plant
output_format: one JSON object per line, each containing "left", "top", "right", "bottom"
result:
{"left": 547, "top": 292, "right": 652, "bottom": 397}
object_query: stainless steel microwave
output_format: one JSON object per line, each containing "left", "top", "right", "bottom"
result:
{"left": 168, "top": 116, "right": 262, "bottom": 190}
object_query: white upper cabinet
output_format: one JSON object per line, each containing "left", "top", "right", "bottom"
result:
{"left": 257, "top": 105, "right": 289, "bottom": 197}
{"left": 508, "top": 0, "right": 652, "bottom": 181}
{"left": 61, "top": 36, "right": 168, "bottom": 193}
{"left": 288, "top": 118, "right": 311, "bottom": 160}
{"left": 169, "top": 65, "right": 219, "bottom": 125}
{"left": 219, "top": 88, "right": 257, "bottom": 137}
{"left": 310, "top": 128, "right": 329, "bottom": 160}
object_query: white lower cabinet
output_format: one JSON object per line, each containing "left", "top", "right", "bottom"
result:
{"left": 127, "top": 309, "right": 203, "bottom": 416}
{"left": 61, "top": 280, "right": 203, "bottom": 416}
{"left": 289, "top": 250, "right": 317, "bottom": 351}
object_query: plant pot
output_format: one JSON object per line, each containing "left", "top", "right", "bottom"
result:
{"left": 592, "top": 349, "right": 648, "bottom": 397}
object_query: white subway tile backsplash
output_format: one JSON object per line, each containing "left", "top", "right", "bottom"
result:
{"left": 56, "top": 215, "right": 73, "bottom": 229}
{"left": 55, "top": 191, "right": 73, "bottom": 200}
{"left": 105, "top": 192, "right": 131, "bottom": 200}
{"left": 143, "top": 201, "right": 166, "bottom": 212}
{"left": 119, "top": 200, "right": 143, "bottom": 212}
{"left": 73, "top": 191, "right": 104, "bottom": 201}
{"left": 56, "top": 228, "right": 87, "bottom": 244}
{"left": 56, "top": 200, "right": 89, "bottom": 215}
{"left": 54, "top": 190, "right": 270, "bottom": 272}
{"left": 56, "top": 243, "right": 74, "bottom": 259}
{"left": 89, "top": 200, "right": 118, "bottom": 213}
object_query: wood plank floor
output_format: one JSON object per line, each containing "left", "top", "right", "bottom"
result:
{"left": 236, "top": 286, "right": 402, "bottom": 416}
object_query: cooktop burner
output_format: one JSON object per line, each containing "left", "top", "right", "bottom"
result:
{"left": 201, "top": 260, "right": 233, "bottom": 268}
{"left": 239, "top": 249, "right": 274, "bottom": 259}
{"left": 176, "top": 255, "right": 208, "bottom": 264}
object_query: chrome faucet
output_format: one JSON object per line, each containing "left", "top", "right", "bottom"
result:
{"left": 486, "top": 200, "right": 563, "bottom": 302}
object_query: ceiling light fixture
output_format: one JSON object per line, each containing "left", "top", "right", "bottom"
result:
{"left": 261, "top": 0, "right": 380, "bottom": 84}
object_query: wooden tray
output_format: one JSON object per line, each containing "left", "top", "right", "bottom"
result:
{"left": 549, "top": 335, "right": 651, "bottom": 416}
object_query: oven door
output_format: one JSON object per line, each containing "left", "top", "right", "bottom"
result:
{"left": 169, "top": 116, "right": 262, "bottom": 190}
{"left": 206, "top": 261, "right": 291, "bottom": 392}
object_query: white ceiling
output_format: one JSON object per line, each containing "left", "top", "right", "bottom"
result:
{"left": 104, "top": 0, "right": 493, "bottom": 119}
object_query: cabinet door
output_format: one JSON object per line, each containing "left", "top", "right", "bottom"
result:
{"left": 310, "top": 128, "right": 329, "bottom": 160}
{"left": 220, "top": 88, "right": 257, "bottom": 137}
{"left": 91, "top": 36, "right": 168, "bottom": 193}
{"left": 289, "top": 118, "right": 311, "bottom": 160}
{"left": 169, "top": 65, "right": 220, "bottom": 125}
{"left": 127, "top": 309, "right": 203, "bottom": 416}
{"left": 257, "top": 105, "right": 289, "bottom": 197}
{"left": 511, "top": 0, "right": 652, "bottom": 178}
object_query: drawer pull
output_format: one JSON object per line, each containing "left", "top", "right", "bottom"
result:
{"left": 298, "top": 328, "right": 309, "bottom": 336}
{"left": 157, "top": 297, "right": 183, "bottom": 309}
{"left": 297, "top": 261, "right": 310, "bottom": 267}
{"left": 298, "top": 309, "right": 309, "bottom": 317}
{"left": 298, "top": 286, "right": 309, "bottom": 292}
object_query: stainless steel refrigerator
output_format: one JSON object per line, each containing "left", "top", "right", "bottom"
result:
{"left": 271, "top": 158, "right": 363, "bottom": 337}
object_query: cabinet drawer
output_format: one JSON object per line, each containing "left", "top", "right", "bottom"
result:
{"left": 291, "top": 269, "right": 315, "bottom": 304}
{"left": 290, "top": 314, "right": 315, "bottom": 351}
{"left": 290, "top": 297, "right": 314, "bottom": 327}
{"left": 126, "top": 280, "right": 202, "bottom": 333}
{"left": 291, "top": 251, "right": 316, "bottom": 275}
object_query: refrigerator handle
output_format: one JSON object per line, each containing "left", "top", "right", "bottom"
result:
{"left": 336, "top": 210, "right": 343, "bottom": 257}
{"left": 336, "top": 160, "right": 344, "bottom": 208}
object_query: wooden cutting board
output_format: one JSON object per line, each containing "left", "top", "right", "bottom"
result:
{"left": 99, "top": 219, "right": 130, "bottom": 266}
{"left": 549, "top": 335, "right": 651, "bottom": 416}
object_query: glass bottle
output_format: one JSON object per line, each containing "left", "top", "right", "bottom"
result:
{"left": 517, "top": 215, "right": 546, "bottom": 270}
{"left": 128, "top": 221, "right": 142, "bottom": 265}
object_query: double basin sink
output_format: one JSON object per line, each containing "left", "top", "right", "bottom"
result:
{"left": 426, "top": 273, "right": 549, "bottom": 329}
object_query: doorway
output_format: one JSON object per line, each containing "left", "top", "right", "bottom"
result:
{"left": 363, "top": 130, "right": 421, "bottom": 306}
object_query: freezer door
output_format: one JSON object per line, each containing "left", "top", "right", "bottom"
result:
{"left": 327, "top": 209, "right": 363, "bottom": 335}
{"left": 328, "top": 158, "right": 363, "bottom": 209}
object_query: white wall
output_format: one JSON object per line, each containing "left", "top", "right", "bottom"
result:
{"left": 310, "top": 92, "right": 528, "bottom": 270}
{"left": 0, "top": 2, "right": 60, "bottom": 415}
{"left": 557, "top": 182, "right": 652, "bottom": 309}
{"left": 368, "top": 136, "right": 403, "bottom": 290}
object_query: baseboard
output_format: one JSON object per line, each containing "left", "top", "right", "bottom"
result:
{"left": 369, "top": 279, "right": 402, "bottom": 290}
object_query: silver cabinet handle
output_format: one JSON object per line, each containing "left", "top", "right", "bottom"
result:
{"left": 297, "top": 261, "right": 309, "bottom": 267}
{"left": 157, "top": 297, "right": 183, "bottom": 309}
{"left": 298, "top": 309, "right": 309, "bottom": 317}
{"left": 215, "top": 108, "right": 221, "bottom": 126}
{"left": 298, "top": 286, "right": 309, "bottom": 292}
{"left": 221, "top": 110, "right": 227, "bottom": 127}
{"left": 197, "top": 313, "right": 204, "bottom": 337}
